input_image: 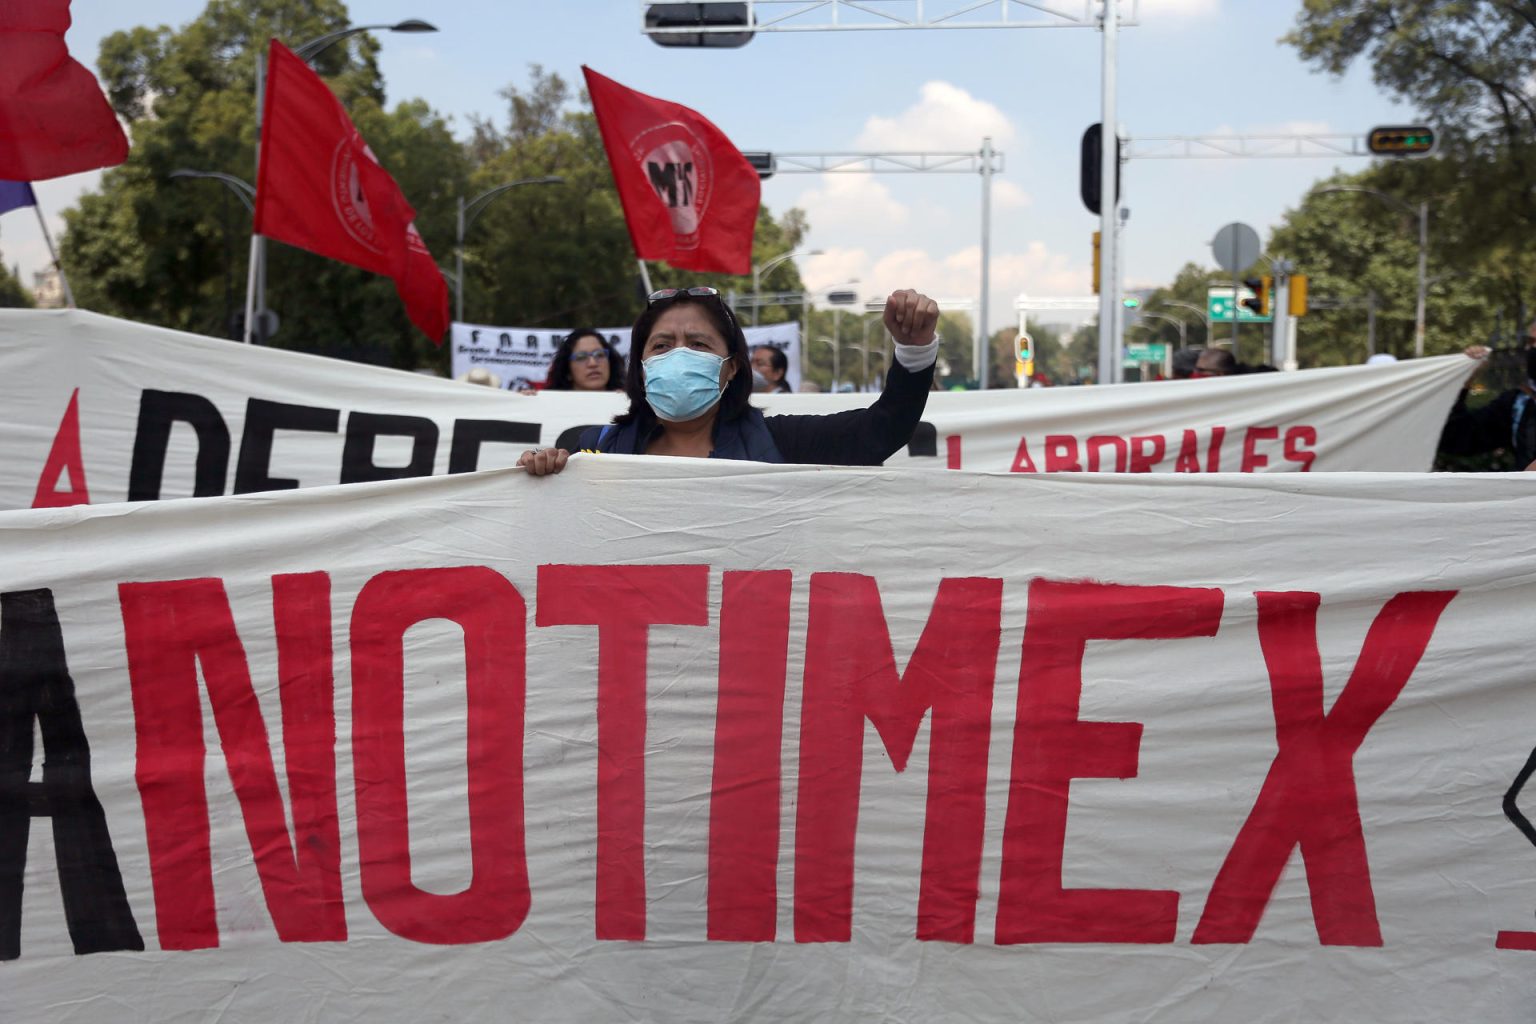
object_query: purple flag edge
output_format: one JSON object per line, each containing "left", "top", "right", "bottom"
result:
{"left": 0, "top": 181, "right": 38, "bottom": 217}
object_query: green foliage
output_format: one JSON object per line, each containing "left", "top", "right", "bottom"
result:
{"left": 1282, "top": 0, "right": 1536, "bottom": 338}
{"left": 0, "top": 262, "right": 33, "bottom": 308}
{"left": 60, "top": 4, "right": 809, "bottom": 373}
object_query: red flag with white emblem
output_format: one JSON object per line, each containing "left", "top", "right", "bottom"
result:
{"left": 583, "top": 66, "right": 758, "bottom": 275}
{"left": 253, "top": 40, "right": 448, "bottom": 341}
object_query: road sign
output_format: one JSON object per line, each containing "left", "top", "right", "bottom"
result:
{"left": 1124, "top": 342, "right": 1168, "bottom": 365}
{"left": 1208, "top": 286, "right": 1272, "bottom": 324}
{"left": 1212, "top": 222, "right": 1261, "bottom": 273}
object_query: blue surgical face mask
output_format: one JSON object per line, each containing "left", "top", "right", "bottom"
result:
{"left": 643, "top": 347, "right": 728, "bottom": 422}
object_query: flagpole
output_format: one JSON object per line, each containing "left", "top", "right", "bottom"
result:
{"left": 30, "top": 200, "right": 75, "bottom": 308}
{"left": 243, "top": 236, "right": 260, "bottom": 344}
{"left": 636, "top": 258, "right": 654, "bottom": 297}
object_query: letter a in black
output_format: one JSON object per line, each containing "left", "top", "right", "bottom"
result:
{"left": 0, "top": 589, "right": 142, "bottom": 959}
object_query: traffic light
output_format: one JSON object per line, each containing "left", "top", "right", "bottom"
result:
{"left": 1288, "top": 274, "right": 1308, "bottom": 316}
{"left": 1017, "top": 332, "right": 1035, "bottom": 379}
{"left": 1240, "top": 276, "right": 1271, "bottom": 317}
{"left": 644, "top": 3, "right": 753, "bottom": 47}
{"left": 1367, "top": 125, "right": 1435, "bottom": 156}
{"left": 1092, "top": 231, "right": 1101, "bottom": 293}
{"left": 1079, "top": 123, "right": 1122, "bottom": 216}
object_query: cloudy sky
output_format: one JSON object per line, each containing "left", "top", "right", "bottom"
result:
{"left": 3, "top": 1, "right": 1413, "bottom": 332}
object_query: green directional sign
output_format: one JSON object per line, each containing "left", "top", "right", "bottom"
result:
{"left": 1208, "top": 286, "right": 1272, "bottom": 324}
{"left": 1124, "top": 342, "right": 1168, "bottom": 365}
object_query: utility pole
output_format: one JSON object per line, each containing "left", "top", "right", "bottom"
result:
{"left": 1096, "top": 0, "right": 1120, "bottom": 386}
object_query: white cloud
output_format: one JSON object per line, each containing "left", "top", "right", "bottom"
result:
{"left": 854, "top": 81, "right": 1017, "bottom": 152}
{"left": 792, "top": 172, "right": 910, "bottom": 234}
{"left": 802, "top": 241, "right": 1090, "bottom": 334}
{"left": 992, "top": 180, "right": 1031, "bottom": 210}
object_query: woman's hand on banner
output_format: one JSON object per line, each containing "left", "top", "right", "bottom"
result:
{"left": 518, "top": 448, "right": 569, "bottom": 476}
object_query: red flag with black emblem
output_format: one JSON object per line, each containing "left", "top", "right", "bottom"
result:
{"left": 0, "top": 0, "right": 128, "bottom": 180}
{"left": 583, "top": 67, "right": 758, "bottom": 275}
{"left": 252, "top": 40, "right": 448, "bottom": 341}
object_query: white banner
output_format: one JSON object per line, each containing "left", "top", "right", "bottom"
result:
{"left": 450, "top": 319, "right": 803, "bottom": 392}
{"left": 2, "top": 459, "right": 1536, "bottom": 1021}
{"left": 0, "top": 311, "right": 1475, "bottom": 511}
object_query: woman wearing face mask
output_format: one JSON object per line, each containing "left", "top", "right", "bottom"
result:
{"left": 517, "top": 286, "right": 939, "bottom": 474}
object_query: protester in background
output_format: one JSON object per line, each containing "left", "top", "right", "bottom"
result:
{"left": 1170, "top": 348, "right": 1202, "bottom": 379}
{"left": 1192, "top": 348, "right": 1238, "bottom": 378}
{"left": 544, "top": 328, "right": 625, "bottom": 392}
{"left": 518, "top": 286, "right": 938, "bottom": 473}
{"left": 1440, "top": 335, "right": 1534, "bottom": 469}
{"left": 751, "top": 344, "right": 793, "bottom": 393}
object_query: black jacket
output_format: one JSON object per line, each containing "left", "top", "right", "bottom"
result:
{"left": 1439, "top": 387, "right": 1536, "bottom": 467}
{"left": 581, "top": 359, "right": 934, "bottom": 466}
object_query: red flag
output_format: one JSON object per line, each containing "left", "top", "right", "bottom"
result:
{"left": 0, "top": 0, "right": 128, "bottom": 180}
{"left": 253, "top": 40, "right": 448, "bottom": 341}
{"left": 583, "top": 67, "right": 758, "bottom": 275}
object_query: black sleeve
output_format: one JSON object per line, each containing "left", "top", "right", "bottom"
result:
{"left": 765, "top": 359, "right": 935, "bottom": 466}
{"left": 1439, "top": 388, "right": 1517, "bottom": 456}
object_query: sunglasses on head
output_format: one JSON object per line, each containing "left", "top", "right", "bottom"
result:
{"left": 647, "top": 286, "right": 739, "bottom": 328}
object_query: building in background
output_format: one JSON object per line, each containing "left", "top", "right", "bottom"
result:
{"left": 31, "top": 266, "right": 64, "bottom": 308}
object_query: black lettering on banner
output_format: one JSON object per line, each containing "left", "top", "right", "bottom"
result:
{"left": 233, "top": 399, "right": 341, "bottom": 494}
{"left": 448, "top": 420, "right": 541, "bottom": 473}
{"left": 127, "top": 390, "right": 231, "bottom": 501}
{"left": 907, "top": 421, "right": 938, "bottom": 458}
{"left": 0, "top": 590, "right": 142, "bottom": 960}
{"left": 340, "top": 412, "right": 439, "bottom": 484}
{"left": 555, "top": 425, "right": 605, "bottom": 452}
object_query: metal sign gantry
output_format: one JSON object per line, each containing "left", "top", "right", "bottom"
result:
{"left": 640, "top": 0, "right": 1138, "bottom": 36}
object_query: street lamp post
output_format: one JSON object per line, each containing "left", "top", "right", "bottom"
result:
{"left": 1317, "top": 185, "right": 1430, "bottom": 357}
{"left": 801, "top": 280, "right": 859, "bottom": 385}
{"left": 751, "top": 248, "right": 823, "bottom": 326}
{"left": 172, "top": 170, "right": 258, "bottom": 338}
{"left": 1158, "top": 299, "right": 1209, "bottom": 337}
{"left": 1140, "top": 310, "right": 1186, "bottom": 348}
{"left": 245, "top": 20, "right": 440, "bottom": 344}
{"left": 860, "top": 312, "right": 887, "bottom": 389}
{"left": 454, "top": 177, "right": 564, "bottom": 323}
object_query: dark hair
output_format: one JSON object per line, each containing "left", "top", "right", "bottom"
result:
{"left": 753, "top": 344, "right": 793, "bottom": 393}
{"left": 546, "top": 328, "right": 625, "bottom": 390}
{"left": 1171, "top": 347, "right": 1202, "bottom": 379}
{"left": 614, "top": 292, "right": 752, "bottom": 426}
{"left": 1197, "top": 348, "right": 1238, "bottom": 375}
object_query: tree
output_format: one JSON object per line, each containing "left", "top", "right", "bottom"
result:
{"left": 1285, "top": 1, "right": 1536, "bottom": 319}
{"left": 0, "top": 261, "right": 33, "bottom": 308}
{"left": 380, "top": 63, "right": 809, "bottom": 338}
{"left": 63, "top": 0, "right": 467, "bottom": 368}
{"left": 1268, "top": 161, "right": 1529, "bottom": 365}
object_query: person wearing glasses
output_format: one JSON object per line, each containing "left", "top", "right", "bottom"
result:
{"left": 518, "top": 286, "right": 939, "bottom": 473}
{"left": 542, "top": 328, "right": 626, "bottom": 392}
